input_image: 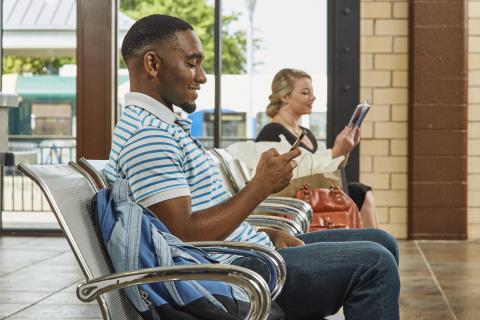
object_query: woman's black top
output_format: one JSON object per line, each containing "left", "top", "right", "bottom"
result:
{"left": 255, "top": 123, "right": 318, "bottom": 153}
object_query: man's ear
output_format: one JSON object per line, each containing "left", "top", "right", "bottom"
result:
{"left": 144, "top": 51, "right": 160, "bottom": 77}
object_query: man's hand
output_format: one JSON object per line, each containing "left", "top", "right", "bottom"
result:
{"left": 260, "top": 228, "right": 305, "bottom": 249}
{"left": 332, "top": 126, "right": 361, "bottom": 159}
{"left": 251, "top": 148, "right": 301, "bottom": 197}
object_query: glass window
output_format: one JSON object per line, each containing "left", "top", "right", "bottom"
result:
{"left": 1, "top": 0, "right": 77, "bottom": 230}
{"left": 117, "top": 0, "right": 216, "bottom": 146}
{"left": 31, "top": 103, "right": 73, "bottom": 136}
{"left": 220, "top": 0, "right": 328, "bottom": 147}
{"left": 115, "top": 0, "right": 327, "bottom": 149}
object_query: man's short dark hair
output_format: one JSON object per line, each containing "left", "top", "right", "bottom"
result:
{"left": 121, "top": 14, "right": 193, "bottom": 64}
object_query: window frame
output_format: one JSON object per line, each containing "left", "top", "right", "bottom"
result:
{"left": 326, "top": 0, "right": 360, "bottom": 182}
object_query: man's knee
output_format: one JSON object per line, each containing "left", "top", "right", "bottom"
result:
{"left": 365, "top": 228, "right": 399, "bottom": 265}
{"left": 380, "top": 229, "right": 399, "bottom": 265}
{"left": 363, "top": 242, "right": 400, "bottom": 289}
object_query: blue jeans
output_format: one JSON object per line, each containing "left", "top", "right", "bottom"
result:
{"left": 232, "top": 228, "right": 400, "bottom": 320}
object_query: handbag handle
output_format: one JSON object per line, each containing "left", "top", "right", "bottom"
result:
{"left": 301, "top": 183, "right": 343, "bottom": 194}
{"left": 295, "top": 152, "right": 314, "bottom": 179}
{"left": 299, "top": 183, "right": 312, "bottom": 203}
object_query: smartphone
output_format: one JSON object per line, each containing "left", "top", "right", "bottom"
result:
{"left": 290, "top": 130, "right": 306, "bottom": 151}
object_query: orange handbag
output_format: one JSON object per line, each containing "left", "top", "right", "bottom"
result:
{"left": 296, "top": 184, "right": 364, "bottom": 231}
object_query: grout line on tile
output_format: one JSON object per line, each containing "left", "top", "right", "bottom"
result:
{"left": 0, "top": 250, "right": 69, "bottom": 279}
{"left": 415, "top": 241, "right": 458, "bottom": 320}
{"left": 1, "top": 280, "right": 79, "bottom": 320}
{"left": 0, "top": 237, "right": 33, "bottom": 246}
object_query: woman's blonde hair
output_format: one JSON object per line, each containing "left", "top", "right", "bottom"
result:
{"left": 266, "top": 68, "right": 311, "bottom": 118}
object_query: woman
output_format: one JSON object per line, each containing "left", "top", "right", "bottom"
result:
{"left": 256, "top": 68, "right": 378, "bottom": 228}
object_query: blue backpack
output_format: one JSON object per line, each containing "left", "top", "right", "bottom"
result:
{"left": 94, "top": 178, "right": 284, "bottom": 320}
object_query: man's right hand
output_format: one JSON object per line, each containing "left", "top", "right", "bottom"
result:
{"left": 252, "top": 148, "right": 301, "bottom": 196}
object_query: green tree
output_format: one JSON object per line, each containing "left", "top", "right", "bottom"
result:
{"left": 121, "top": 0, "right": 247, "bottom": 74}
{"left": 3, "top": 1, "right": 250, "bottom": 75}
{"left": 3, "top": 56, "right": 75, "bottom": 75}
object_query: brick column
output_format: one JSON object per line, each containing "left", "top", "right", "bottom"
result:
{"left": 360, "top": 0, "right": 409, "bottom": 238}
{"left": 409, "top": 1, "right": 468, "bottom": 239}
{"left": 468, "top": 0, "right": 480, "bottom": 238}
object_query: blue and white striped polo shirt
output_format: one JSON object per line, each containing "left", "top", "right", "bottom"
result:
{"left": 104, "top": 92, "right": 273, "bottom": 263}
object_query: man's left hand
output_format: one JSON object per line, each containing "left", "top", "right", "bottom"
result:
{"left": 261, "top": 228, "right": 305, "bottom": 249}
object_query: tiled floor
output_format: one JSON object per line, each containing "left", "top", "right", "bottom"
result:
{"left": 0, "top": 237, "right": 478, "bottom": 320}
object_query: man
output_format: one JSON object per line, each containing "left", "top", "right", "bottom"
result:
{"left": 106, "top": 14, "right": 400, "bottom": 319}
